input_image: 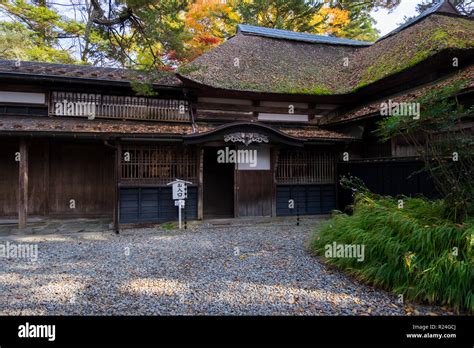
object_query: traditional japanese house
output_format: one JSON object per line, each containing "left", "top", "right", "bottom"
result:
{"left": 0, "top": 0, "right": 472, "bottom": 231}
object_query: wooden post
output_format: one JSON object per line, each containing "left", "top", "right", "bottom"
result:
{"left": 296, "top": 193, "right": 300, "bottom": 226}
{"left": 308, "top": 103, "right": 317, "bottom": 124}
{"left": 234, "top": 155, "right": 238, "bottom": 218}
{"left": 197, "top": 147, "right": 204, "bottom": 220}
{"left": 252, "top": 100, "right": 260, "bottom": 121}
{"left": 18, "top": 138, "right": 28, "bottom": 229}
{"left": 43, "top": 139, "right": 50, "bottom": 216}
{"left": 334, "top": 150, "right": 339, "bottom": 211}
{"left": 184, "top": 200, "right": 187, "bottom": 230}
{"left": 272, "top": 148, "right": 279, "bottom": 217}
{"left": 113, "top": 142, "right": 121, "bottom": 233}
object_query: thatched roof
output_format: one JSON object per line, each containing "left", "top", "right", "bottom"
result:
{"left": 378, "top": 0, "right": 459, "bottom": 40}
{"left": 179, "top": 12, "right": 473, "bottom": 95}
{"left": 325, "top": 64, "right": 474, "bottom": 125}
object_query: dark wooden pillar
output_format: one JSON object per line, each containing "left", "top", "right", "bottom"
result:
{"left": 113, "top": 142, "right": 121, "bottom": 233}
{"left": 234, "top": 160, "right": 239, "bottom": 218}
{"left": 197, "top": 147, "right": 204, "bottom": 220}
{"left": 18, "top": 138, "right": 28, "bottom": 229}
{"left": 43, "top": 139, "right": 50, "bottom": 216}
{"left": 272, "top": 148, "right": 280, "bottom": 217}
{"left": 251, "top": 100, "right": 260, "bottom": 121}
{"left": 308, "top": 103, "right": 317, "bottom": 124}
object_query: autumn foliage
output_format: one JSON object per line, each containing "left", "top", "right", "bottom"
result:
{"left": 182, "top": 0, "right": 354, "bottom": 61}
{"left": 0, "top": 0, "right": 401, "bottom": 67}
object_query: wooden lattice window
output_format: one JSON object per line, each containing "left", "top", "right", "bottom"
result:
{"left": 276, "top": 150, "right": 335, "bottom": 184}
{"left": 120, "top": 145, "right": 197, "bottom": 185}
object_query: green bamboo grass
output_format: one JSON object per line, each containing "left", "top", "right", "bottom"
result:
{"left": 310, "top": 196, "right": 473, "bottom": 313}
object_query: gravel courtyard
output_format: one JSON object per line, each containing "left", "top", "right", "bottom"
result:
{"left": 0, "top": 222, "right": 450, "bottom": 315}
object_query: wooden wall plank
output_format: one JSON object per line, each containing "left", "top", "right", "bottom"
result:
{"left": 48, "top": 141, "right": 114, "bottom": 216}
{"left": 0, "top": 139, "right": 19, "bottom": 217}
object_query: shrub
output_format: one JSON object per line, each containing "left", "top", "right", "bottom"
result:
{"left": 377, "top": 80, "right": 474, "bottom": 223}
{"left": 310, "top": 194, "right": 473, "bottom": 313}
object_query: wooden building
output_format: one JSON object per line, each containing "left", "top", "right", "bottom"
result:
{"left": 0, "top": 0, "right": 472, "bottom": 230}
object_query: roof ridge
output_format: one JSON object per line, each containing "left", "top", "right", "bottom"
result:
{"left": 236, "top": 24, "right": 373, "bottom": 47}
{"left": 376, "top": 0, "right": 460, "bottom": 42}
{"left": 237, "top": 1, "right": 464, "bottom": 46}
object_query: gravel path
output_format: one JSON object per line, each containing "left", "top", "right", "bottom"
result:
{"left": 0, "top": 223, "right": 451, "bottom": 315}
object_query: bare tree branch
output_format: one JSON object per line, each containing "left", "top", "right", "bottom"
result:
{"left": 90, "top": 0, "right": 133, "bottom": 27}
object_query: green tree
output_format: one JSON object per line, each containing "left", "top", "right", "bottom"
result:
{"left": 377, "top": 80, "right": 474, "bottom": 222}
{"left": 329, "top": 0, "right": 401, "bottom": 41}
{"left": 0, "top": 0, "right": 134, "bottom": 65}
{"left": 84, "top": 0, "right": 189, "bottom": 68}
{"left": 0, "top": 0, "right": 405, "bottom": 67}
{"left": 235, "top": 0, "right": 325, "bottom": 32}
{"left": 0, "top": 21, "right": 76, "bottom": 62}
{"left": 232, "top": 0, "right": 401, "bottom": 41}
{"left": 0, "top": 0, "right": 81, "bottom": 63}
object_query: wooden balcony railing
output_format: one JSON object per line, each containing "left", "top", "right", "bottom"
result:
{"left": 49, "top": 91, "right": 191, "bottom": 122}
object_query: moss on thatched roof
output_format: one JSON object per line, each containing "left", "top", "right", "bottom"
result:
{"left": 323, "top": 64, "right": 474, "bottom": 125}
{"left": 351, "top": 15, "right": 473, "bottom": 90}
{"left": 179, "top": 14, "right": 473, "bottom": 95}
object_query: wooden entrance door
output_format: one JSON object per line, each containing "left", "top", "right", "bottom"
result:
{"left": 236, "top": 146, "right": 273, "bottom": 217}
{"left": 236, "top": 171, "right": 273, "bottom": 217}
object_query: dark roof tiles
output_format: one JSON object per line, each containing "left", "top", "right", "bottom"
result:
{"left": 0, "top": 60, "right": 182, "bottom": 86}
{"left": 0, "top": 116, "right": 194, "bottom": 135}
{"left": 277, "top": 127, "right": 353, "bottom": 140}
{"left": 0, "top": 116, "right": 351, "bottom": 140}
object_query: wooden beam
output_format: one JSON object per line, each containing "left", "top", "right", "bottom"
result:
{"left": 18, "top": 138, "right": 28, "bottom": 229}
{"left": 197, "top": 102, "right": 338, "bottom": 114}
{"left": 195, "top": 111, "right": 254, "bottom": 122}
